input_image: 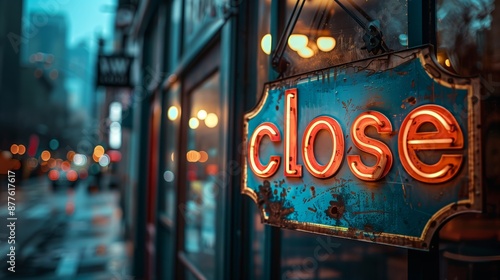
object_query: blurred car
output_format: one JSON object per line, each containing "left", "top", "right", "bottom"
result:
{"left": 48, "top": 167, "right": 79, "bottom": 190}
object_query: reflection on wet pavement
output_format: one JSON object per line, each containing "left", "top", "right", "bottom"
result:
{"left": 0, "top": 179, "right": 131, "bottom": 279}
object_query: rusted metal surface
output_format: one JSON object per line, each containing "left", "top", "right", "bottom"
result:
{"left": 242, "top": 46, "right": 482, "bottom": 250}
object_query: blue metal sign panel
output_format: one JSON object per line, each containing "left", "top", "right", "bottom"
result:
{"left": 242, "top": 47, "right": 482, "bottom": 250}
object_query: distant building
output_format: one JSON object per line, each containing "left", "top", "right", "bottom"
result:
{"left": 0, "top": 5, "right": 71, "bottom": 155}
{"left": 25, "top": 13, "right": 68, "bottom": 108}
{"left": 66, "top": 41, "right": 94, "bottom": 117}
{"left": 0, "top": 0, "right": 23, "bottom": 148}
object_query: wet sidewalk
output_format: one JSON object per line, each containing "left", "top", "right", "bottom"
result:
{"left": 0, "top": 178, "right": 131, "bottom": 279}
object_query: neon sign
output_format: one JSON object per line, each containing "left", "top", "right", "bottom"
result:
{"left": 242, "top": 47, "right": 482, "bottom": 250}
{"left": 249, "top": 102, "right": 463, "bottom": 183}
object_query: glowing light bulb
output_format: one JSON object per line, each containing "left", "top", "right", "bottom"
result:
{"left": 317, "top": 37, "right": 336, "bottom": 52}
{"left": 297, "top": 46, "right": 314, "bottom": 58}
{"left": 288, "top": 34, "right": 308, "bottom": 51}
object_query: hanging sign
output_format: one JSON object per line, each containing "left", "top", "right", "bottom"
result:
{"left": 96, "top": 54, "right": 132, "bottom": 87}
{"left": 242, "top": 47, "right": 482, "bottom": 250}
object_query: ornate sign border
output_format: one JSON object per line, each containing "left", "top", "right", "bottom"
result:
{"left": 242, "top": 47, "right": 482, "bottom": 250}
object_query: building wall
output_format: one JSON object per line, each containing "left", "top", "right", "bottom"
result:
{"left": 0, "top": 0, "right": 23, "bottom": 146}
{"left": 122, "top": 1, "right": 500, "bottom": 279}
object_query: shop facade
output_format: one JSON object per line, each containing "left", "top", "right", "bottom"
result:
{"left": 120, "top": 0, "right": 500, "bottom": 279}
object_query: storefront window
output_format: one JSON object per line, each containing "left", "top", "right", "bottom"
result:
{"left": 168, "top": 0, "right": 182, "bottom": 71}
{"left": 281, "top": 230, "right": 407, "bottom": 279}
{"left": 436, "top": 1, "right": 500, "bottom": 279}
{"left": 248, "top": 2, "right": 271, "bottom": 279}
{"left": 435, "top": 0, "right": 497, "bottom": 77}
{"left": 249, "top": 202, "right": 266, "bottom": 280}
{"left": 163, "top": 82, "right": 181, "bottom": 219}
{"left": 183, "top": 0, "right": 225, "bottom": 51}
{"left": 277, "top": 0, "right": 408, "bottom": 77}
{"left": 257, "top": 0, "right": 272, "bottom": 99}
{"left": 183, "top": 72, "right": 222, "bottom": 280}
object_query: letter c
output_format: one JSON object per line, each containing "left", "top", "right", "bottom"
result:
{"left": 248, "top": 123, "right": 281, "bottom": 178}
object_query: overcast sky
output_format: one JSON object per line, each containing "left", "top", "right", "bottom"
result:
{"left": 24, "top": 0, "right": 116, "bottom": 49}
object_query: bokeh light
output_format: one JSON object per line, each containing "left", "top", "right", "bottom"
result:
{"left": 199, "top": 151, "right": 208, "bottom": 163}
{"left": 66, "top": 170, "right": 78, "bottom": 182}
{"left": 41, "top": 150, "right": 51, "bottom": 161}
{"left": 189, "top": 117, "right": 199, "bottom": 129}
{"left": 107, "top": 150, "right": 122, "bottom": 162}
{"left": 261, "top": 34, "right": 272, "bottom": 55}
{"left": 48, "top": 158, "right": 56, "bottom": 168}
{"left": 168, "top": 106, "right": 179, "bottom": 121}
{"left": 205, "top": 113, "right": 218, "bottom": 128}
{"left": 94, "top": 145, "right": 105, "bottom": 158}
{"left": 197, "top": 109, "right": 207, "bottom": 120}
{"left": 163, "top": 170, "right": 175, "bottom": 182}
{"left": 73, "top": 154, "right": 87, "bottom": 166}
{"left": 288, "top": 34, "right": 308, "bottom": 51}
{"left": 298, "top": 46, "right": 314, "bottom": 58}
{"left": 61, "top": 161, "right": 71, "bottom": 171}
{"left": 186, "top": 150, "right": 201, "bottom": 162}
{"left": 316, "top": 37, "right": 336, "bottom": 52}
{"left": 28, "top": 158, "right": 39, "bottom": 168}
{"left": 67, "top": 151, "right": 76, "bottom": 161}
{"left": 18, "top": 145, "right": 26, "bottom": 155}
{"left": 10, "top": 144, "right": 19, "bottom": 155}
{"left": 99, "top": 154, "right": 110, "bottom": 167}
{"left": 48, "top": 169, "right": 60, "bottom": 181}
{"left": 49, "top": 139, "right": 59, "bottom": 150}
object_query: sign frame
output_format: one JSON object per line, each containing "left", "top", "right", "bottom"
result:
{"left": 241, "top": 46, "right": 482, "bottom": 250}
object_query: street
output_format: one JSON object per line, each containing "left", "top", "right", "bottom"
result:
{"left": 0, "top": 177, "right": 131, "bottom": 279}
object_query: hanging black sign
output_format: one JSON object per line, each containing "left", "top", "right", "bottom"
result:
{"left": 96, "top": 54, "right": 132, "bottom": 87}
